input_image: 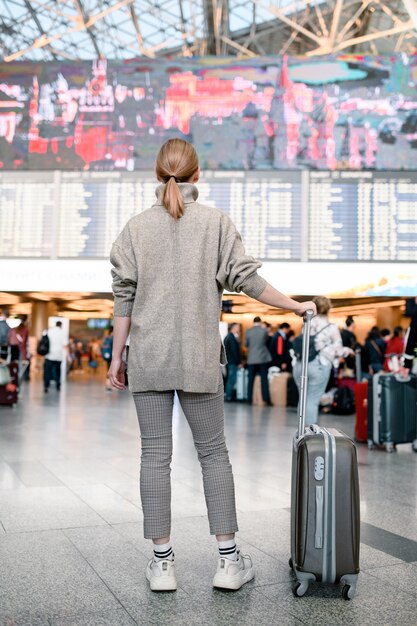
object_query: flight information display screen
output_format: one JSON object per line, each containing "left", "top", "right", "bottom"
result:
{"left": 0, "top": 171, "right": 303, "bottom": 260}
{"left": 309, "top": 171, "right": 417, "bottom": 262}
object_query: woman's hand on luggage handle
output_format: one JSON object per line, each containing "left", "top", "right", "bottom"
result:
{"left": 294, "top": 301, "right": 317, "bottom": 318}
{"left": 108, "top": 357, "right": 126, "bottom": 390}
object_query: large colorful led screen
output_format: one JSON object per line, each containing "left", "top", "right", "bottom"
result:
{"left": 1, "top": 55, "right": 417, "bottom": 171}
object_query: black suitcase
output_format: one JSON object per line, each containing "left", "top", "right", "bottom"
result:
{"left": 367, "top": 372, "right": 417, "bottom": 453}
{"left": 290, "top": 311, "right": 360, "bottom": 599}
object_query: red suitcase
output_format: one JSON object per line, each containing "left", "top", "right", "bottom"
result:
{"left": 355, "top": 381, "right": 368, "bottom": 443}
{"left": 0, "top": 362, "right": 19, "bottom": 406}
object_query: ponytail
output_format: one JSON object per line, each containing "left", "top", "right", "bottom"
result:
{"left": 163, "top": 177, "right": 184, "bottom": 220}
{"left": 155, "top": 138, "right": 199, "bottom": 220}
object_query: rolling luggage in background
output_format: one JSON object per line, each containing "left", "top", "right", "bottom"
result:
{"left": 354, "top": 347, "right": 368, "bottom": 443}
{"left": 355, "top": 382, "right": 368, "bottom": 443}
{"left": 0, "top": 362, "right": 19, "bottom": 407}
{"left": 368, "top": 372, "right": 417, "bottom": 453}
{"left": 269, "top": 371, "right": 289, "bottom": 406}
{"left": 290, "top": 310, "right": 360, "bottom": 600}
{"left": 236, "top": 368, "right": 248, "bottom": 401}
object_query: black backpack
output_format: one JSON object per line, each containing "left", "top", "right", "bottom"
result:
{"left": 332, "top": 386, "right": 355, "bottom": 415}
{"left": 37, "top": 332, "right": 50, "bottom": 356}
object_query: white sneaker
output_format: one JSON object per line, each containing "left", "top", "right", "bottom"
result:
{"left": 146, "top": 559, "right": 177, "bottom": 591}
{"left": 213, "top": 552, "right": 255, "bottom": 590}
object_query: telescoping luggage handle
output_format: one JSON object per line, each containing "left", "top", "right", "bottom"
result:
{"left": 297, "top": 309, "right": 314, "bottom": 439}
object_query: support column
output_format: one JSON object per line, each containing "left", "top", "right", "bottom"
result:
{"left": 31, "top": 301, "right": 58, "bottom": 339}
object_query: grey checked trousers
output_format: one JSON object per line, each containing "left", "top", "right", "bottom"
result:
{"left": 133, "top": 379, "right": 238, "bottom": 539}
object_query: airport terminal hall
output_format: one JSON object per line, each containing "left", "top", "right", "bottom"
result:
{"left": 2, "top": 1, "right": 417, "bottom": 625}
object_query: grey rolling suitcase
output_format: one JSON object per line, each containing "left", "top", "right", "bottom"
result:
{"left": 368, "top": 372, "right": 417, "bottom": 453}
{"left": 290, "top": 310, "right": 360, "bottom": 599}
{"left": 236, "top": 368, "right": 248, "bottom": 401}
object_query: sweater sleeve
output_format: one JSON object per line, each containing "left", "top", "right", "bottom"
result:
{"left": 216, "top": 215, "right": 267, "bottom": 299}
{"left": 110, "top": 225, "right": 138, "bottom": 317}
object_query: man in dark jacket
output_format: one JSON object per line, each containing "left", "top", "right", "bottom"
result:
{"left": 224, "top": 323, "right": 242, "bottom": 401}
{"left": 245, "top": 316, "right": 272, "bottom": 405}
{"left": 270, "top": 322, "right": 292, "bottom": 372}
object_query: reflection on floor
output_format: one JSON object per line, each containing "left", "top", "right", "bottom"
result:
{"left": 1, "top": 374, "right": 417, "bottom": 625}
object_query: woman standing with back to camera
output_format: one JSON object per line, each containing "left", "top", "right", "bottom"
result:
{"left": 108, "top": 139, "right": 316, "bottom": 592}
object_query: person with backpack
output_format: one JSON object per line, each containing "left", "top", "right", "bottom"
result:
{"left": 364, "top": 326, "right": 386, "bottom": 375}
{"left": 101, "top": 330, "right": 114, "bottom": 391}
{"left": 293, "top": 296, "right": 353, "bottom": 425}
{"left": 108, "top": 138, "right": 317, "bottom": 593}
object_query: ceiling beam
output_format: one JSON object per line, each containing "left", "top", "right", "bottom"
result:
{"left": 307, "top": 18, "right": 414, "bottom": 55}
{"left": 4, "top": 0, "right": 135, "bottom": 62}
{"left": 402, "top": 0, "right": 417, "bottom": 29}
{"left": 128, "top": 4, "right": 155, "bottom": 57}
{"left": 23, "top": 0, "right": 58, "bottom": 59}
{"left": 328, "top": 0, "right": 344, "bottom": 48}
{"left": 72, "top": 0, "right": 101, "bottom": 57}
{"left": 252, "top": 0, "right": 324, "bottom": 45}
{"left": 336, "top": 0, "right": 372, "bottom": 42}
{"left": 221, "top": 35, "right": 258, "bottom": 57}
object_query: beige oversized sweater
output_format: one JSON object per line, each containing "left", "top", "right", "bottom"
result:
{"left": 110, "top": 183, "right": 267, "bottom": 393}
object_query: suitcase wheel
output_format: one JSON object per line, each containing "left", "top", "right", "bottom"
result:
{"left": 367, "top": 440, "right": 375, "bottom": 450}
{"left": 342, "top": 584, "right": 355, "bottom": 600}
{"left": 412, "top": 441, "right": 417, "bottom": 453}
{"left": 292, "top": 581, "right": 309, "bottom": 597}
{"left": 288, "top": 558, "right": 293, "bottom": 570}
{"left": 385, "top": 443, "right": 395, "bottom": 453}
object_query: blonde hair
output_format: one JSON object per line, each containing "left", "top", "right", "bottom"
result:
{"left": 313, "top": 296, "right": 332, "bottom": 316}
{"left": 155, "top": 139, "right": 199, "bottom": 220}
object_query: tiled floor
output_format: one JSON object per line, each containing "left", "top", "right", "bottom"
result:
{"left": 1, "top": 373, "right": 417, "bottom": 625}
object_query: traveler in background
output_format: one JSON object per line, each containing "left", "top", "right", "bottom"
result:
{"left": 341, "top": 316, "right": 357, "bottom": 372}
{"left": 262, "top": 321, "right": 274, "bottom": 352}
{"left": 44, "top": 321, "right": 67, "bottom": 393}
{"left": 101, "top": 330, "right": 114, "bottom": 391}
{"left": 341, "top": 316, "right": 356, "bottom": 349}
{"left": 381, "top": 328, "right": 391, "bottom": 344}
{"left": 365, "top": 326, "right": 386, "bottom": 375}
{"left": 108, "top": 138, "right": 316, "bottom": 594}
{"left": 88, "top": 339, "right": 100, "bottom": 372}
{"left": 68, "top": 337, "right": 76, "bottom": 371}
{"left": 293, "top": 296, "right": 353, "bottom": 425}
{"left": 245, "top": 316, "right": 272, "bottom": 406}
{"left": 401, "top": 296, "right": 417, "bottom": 375}
{"left": 0, "top": 309, "right": 10, "bottom": 361}
{"left": 8, "top": 317, "right": 29, "bottom": 362}
{"left": 101, "top": 330, "right": 113, "bottom": 369}
{"left": 270, "top": 322, "right": 292, "bottom": 372}
{"left": 384, "top": 326, "right": 404, "bottom": 371}
{"left": 75, "top": 341, "right": 83, "bottom": 369}
{"left": 224, "top": 323, "right": 242, "bottom": 402}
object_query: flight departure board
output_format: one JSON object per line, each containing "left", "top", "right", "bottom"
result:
{"left": 1, "top": 170, "right": 416, "bottom": 262}
{"left": 0, "top": 171, "right": 303, "bottom": 261}
{"left": 309, "top": 171, "right": 417, "bottom": 262}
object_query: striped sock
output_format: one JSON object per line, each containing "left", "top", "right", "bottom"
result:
{"left": 153, "top": 542, "right": 174, "bottom": 562}
{"left": 218, "top": 539, "right": 238, "bottom": 561}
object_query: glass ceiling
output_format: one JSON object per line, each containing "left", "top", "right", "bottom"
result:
{"left": 0, "top": 0, "right": 327, "bottom": 60}
{"left": 0, "top": 0, "right": 414, "bottom": 61}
